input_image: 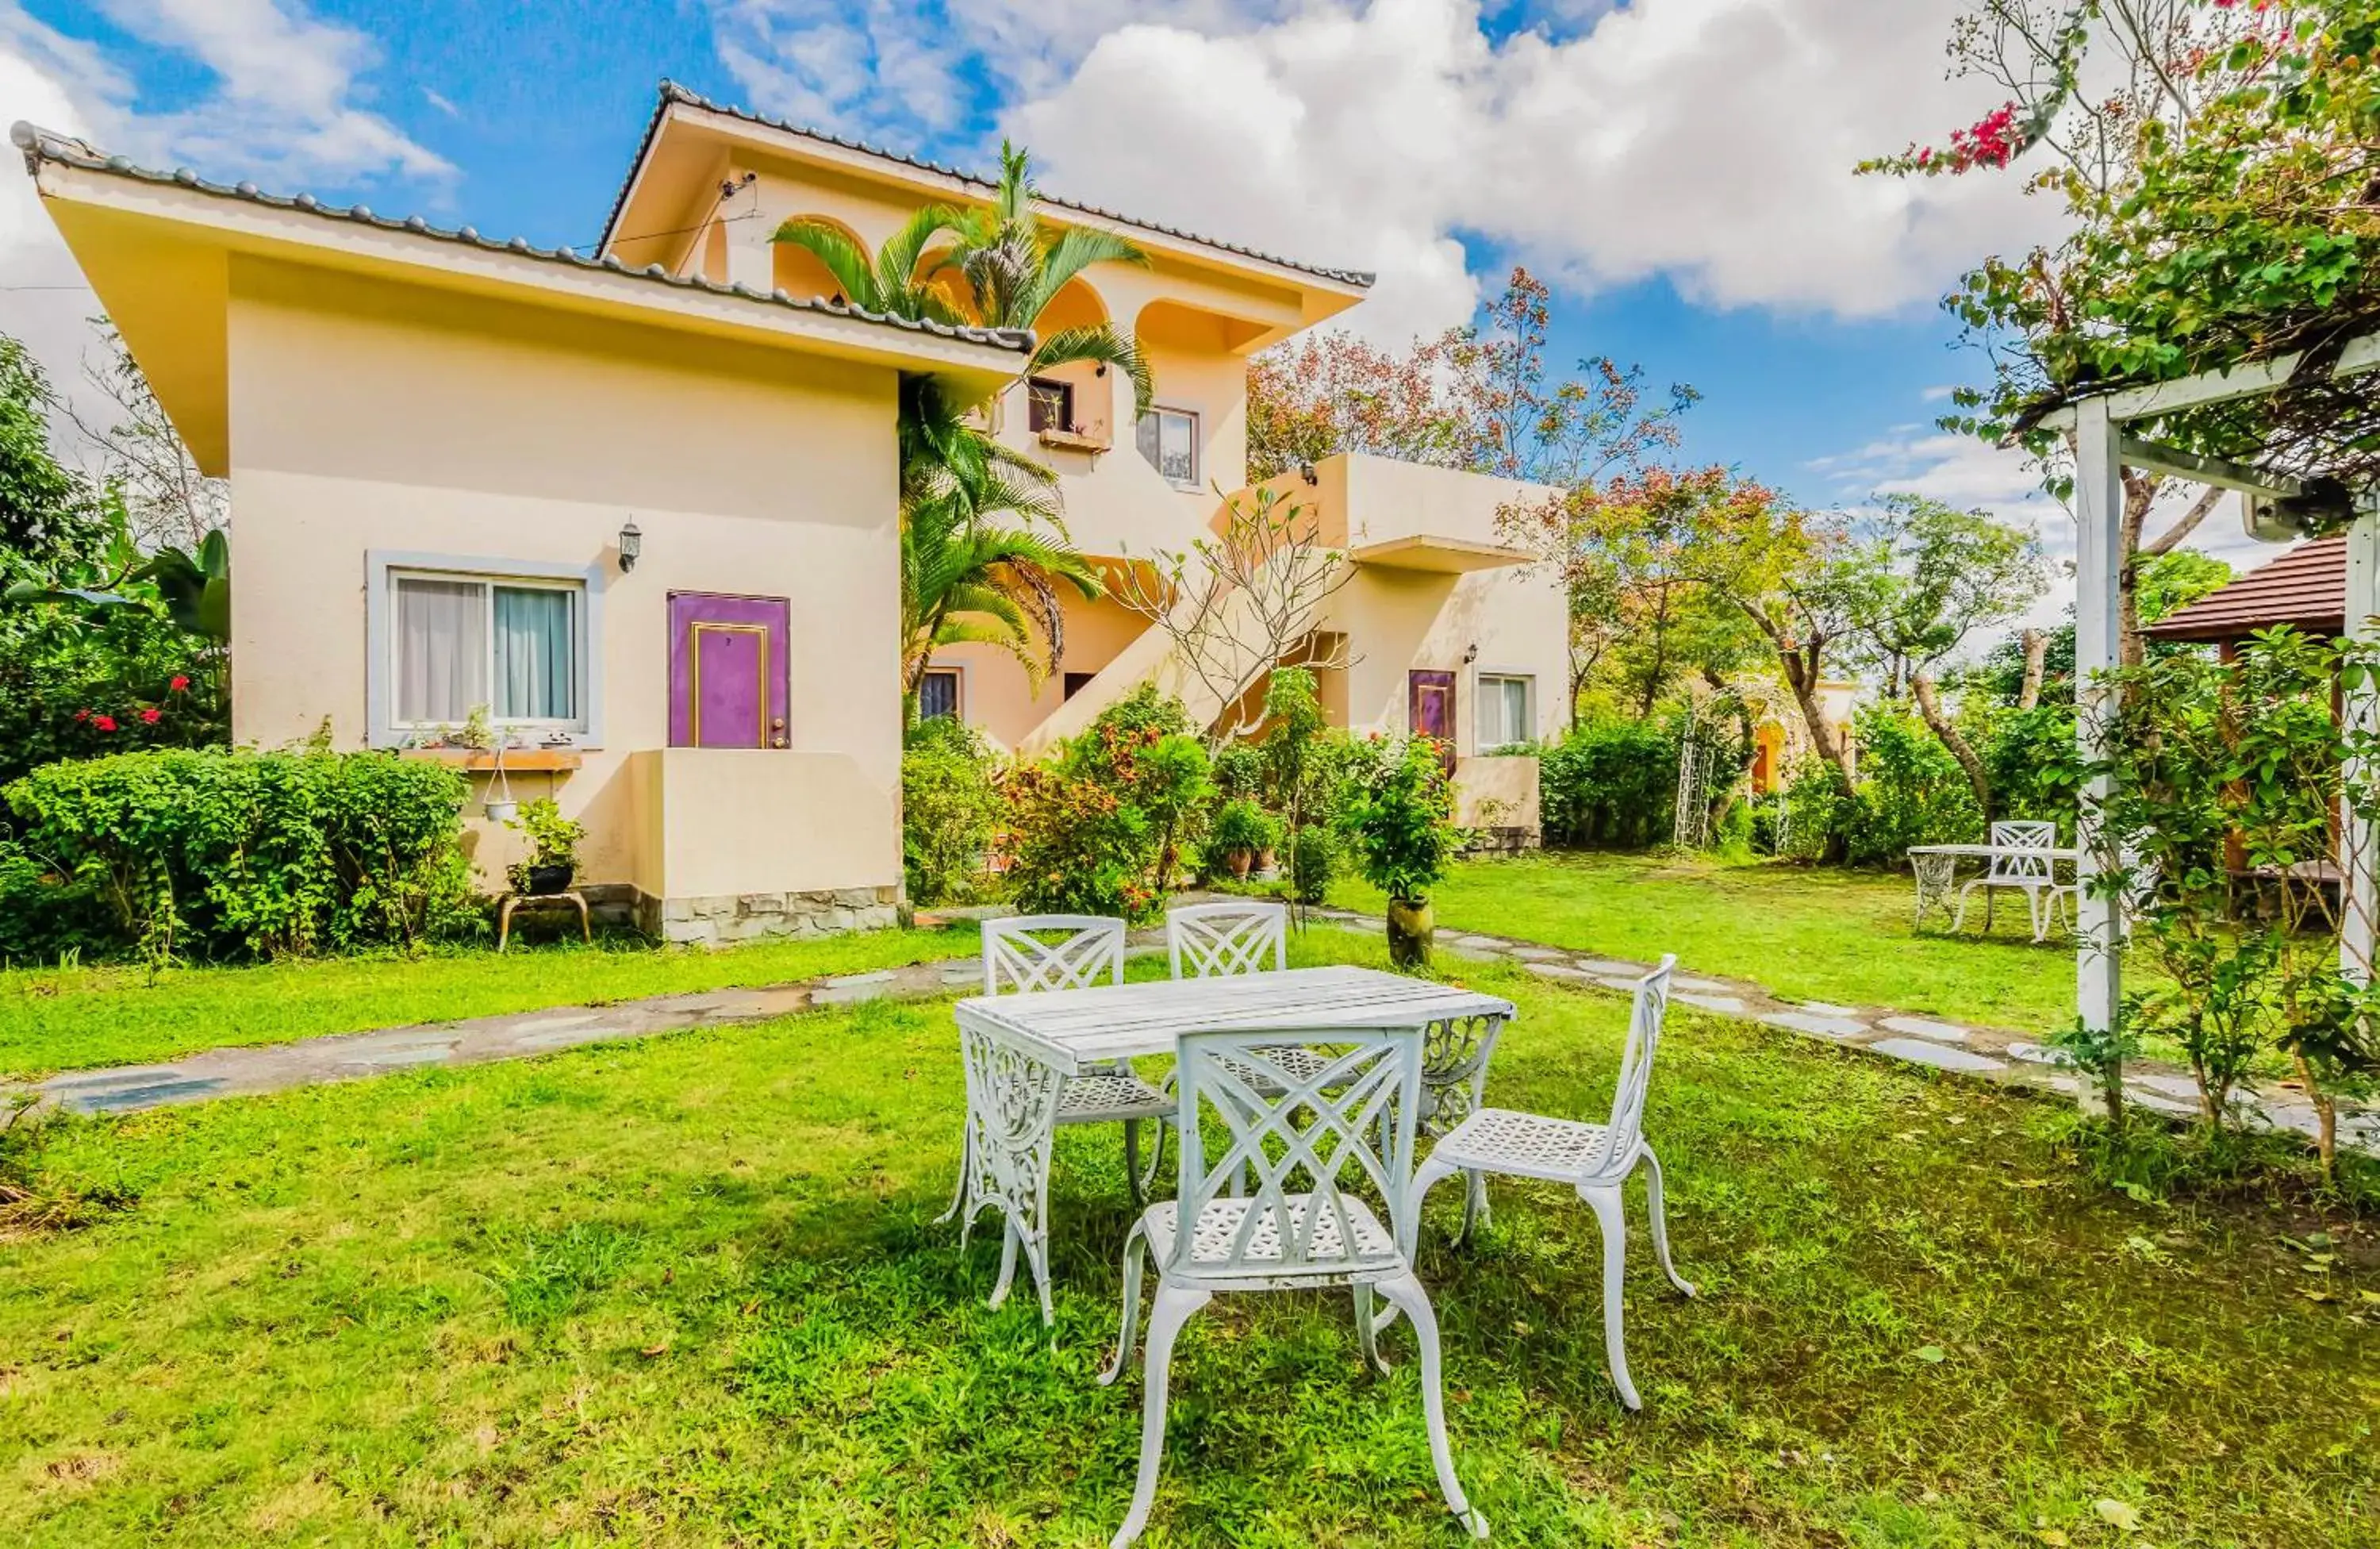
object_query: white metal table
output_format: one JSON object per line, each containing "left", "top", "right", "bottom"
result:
{"left": 1907, "top": 842, "right": 2082, "bottom": 936}
{"left": 949, "top": 965, "right": 1516, "bottom": 1325}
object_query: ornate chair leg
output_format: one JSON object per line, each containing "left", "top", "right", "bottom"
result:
{"left": 1581, "top": 1185, "right": 1640, "bottom": 1411}
{"left": 1098, "top": 1224, "right": 1150, "bottom": 1386}
{"left": 1373, "top": 1271, "right": 1487, "bottom": 1540}
{"left": 1463, "top": 1169, "right": 1490, "bottom": 1241}
{"left": 1109, "top": 1285, "right": 1210, "bottom": 1549}
{"left": 935, "top": 1127, "right": 973, "bottom": 1227}
{"left": 1123, "top": 1120, "right": 1144, "bottom": 1209}
{"left": 1353, "top": 1282, "right": 1390, "bottom": 1376}
{"left": 1641, "top": 1146, "right": 1695, "bottom": 1297}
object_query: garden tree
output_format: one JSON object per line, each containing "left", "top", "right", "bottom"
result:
{"left": 1862, "top": 0, "right": 2297, "bottom": 663}
{"left": 1113, "top": 484, "right": 1355, "bottom": 746}
{"left": 1970, "top": 548, "right": 2233, "bottom": 706}
{"left": 1496, "top": 466, "right": 1767, "bottom": 715}
{"left": 1675, "top": 483, "right": 1868, "bottom": 803}
{"left": 1844, "top": 494, "right": 2048, "bottom": 817}
{"left": 60, "top": 324, "right": 225, "bottom": 550}
{"left": 0, "top": 337, "right": 95, "bottom": 575}
{"left": 1246, "top": 267, "right": 1695, "bottom": 486}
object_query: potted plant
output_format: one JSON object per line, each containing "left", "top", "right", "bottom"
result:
{"left": 504, "top": 797, "right": 585, "bottom": 896}
{"left": 1338, "top": 736, "right": 1461, "bottom": 968}
{"left": 1210, "top": 798, "right": 1273, "bottom": 881}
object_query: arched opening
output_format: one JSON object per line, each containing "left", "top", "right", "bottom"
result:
{"left": 1021, "top": 276, "right": 1113, "bottom": 449}
{"left": 771, "top": 216, "right": 869, "bottom": 305}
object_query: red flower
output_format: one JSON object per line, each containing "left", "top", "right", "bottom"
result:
{"left": 168, "top": 675, "right": 190, "bottom": 693}
{"left": 72, "top": 708, "right": 89, "bottom": 721}
{"left": 92, "top": 715, "right": 117, "bottom": 732}
{"left": 140, "top": 708, "right": 162, "bottom": 725}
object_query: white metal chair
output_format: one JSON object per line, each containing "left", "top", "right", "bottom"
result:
{"left": 941, "top": 917, "right": 1177, "bottom": 1320}
{"left": 1099, "top": 1027, "right": 1485, "bottom": 1547}
{"left": 1165, "top": 899, "right": 1288, "bottom": 978}
{"left": 1413, "top": 956, "right": 1694, "bottom": 1412}
{"left": 1952, "top": 820, "right": 2067, "bottom": 942}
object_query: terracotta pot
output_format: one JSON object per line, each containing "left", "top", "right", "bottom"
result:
{"left": 1385, "top": 897, "right": 1434, "bottom": 969}
{"left": 1257, "top": 848, "right": 1279, "bottom": 874}
{"left": 1227, "top": 848, "right": 1254, "bottom": 880}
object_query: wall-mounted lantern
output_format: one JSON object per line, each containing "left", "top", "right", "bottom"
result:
{"left": 618, "top": 519, "right": 643, "bottom": 573}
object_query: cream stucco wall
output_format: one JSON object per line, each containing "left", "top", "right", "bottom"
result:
{"left": 224, "top": 256, "right": 906, "bottom": 897}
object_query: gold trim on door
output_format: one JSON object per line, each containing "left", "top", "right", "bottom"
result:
{"left": 686, "top": 621, "right": 771, "bottom": 748}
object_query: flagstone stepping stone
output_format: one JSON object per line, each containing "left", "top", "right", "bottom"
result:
{"left": 1868, "top": 1036, "right": 2005, "bottom": 1074}
{"left": 67, "top": 1078, "right": 221, "bottom": 1113}
{"left": 1580, "top": 959, "right": 1645, "bottom": 976}
{"left": 1673, "top": 991, "right": 1747, "bottom": 1014}
{"left": 823, "top": 969, "right": 901, "bottom": 987}
{"left": 1524, "top": 962, "right": 1597, "bottom": 982}
{"left": 2132, "top": 1072, "right": 2204, "bottom": 1101}
{"left": 1878, "top": 1015, "right": 1971, "bottom": 1044}
{"left": 2005, "top": 1042, "right": 2071, "bottom": 1066}
{"left": 2123, "top": 1085, "right": 2201, "bottom": 1117}
{"left": 1798, "top": 1001, "right": 1860, "bottom": 1017}
{"left": 1760, "top": 1010, "right": 1869, "bottom": 1040}
{"left": 1507, "top": 946, "right": 1568, "bottom": 961}
{"left": 1670, "top": 975, "right": 1731, "bottom": 993}
{"left": 1598, "top": 976, "right": 1645, "bottom": 992}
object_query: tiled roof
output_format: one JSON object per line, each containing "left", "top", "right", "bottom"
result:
{"left": 604, "top": 81, "right": 1377, "bottom": 290}
{"left": 2141, "top": 534, "right": 2346, "bottom": 641}
{"left": 11, "top": 122, "right": 1036, "bottom": 356}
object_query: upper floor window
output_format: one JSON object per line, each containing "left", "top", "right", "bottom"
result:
{"left": 393, "top": 571, "right": 584, "bottom": 730}
{"left": 1476, "top": 673, "right": 1534, "bottom": 751}
{"left": 1136, "top": 406, "right": 1200, "bottom": 489}
{"left": 1027, "top": 377, "right": 1075, "bottom": 435}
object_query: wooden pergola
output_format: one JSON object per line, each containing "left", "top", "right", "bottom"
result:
{"left": 2044, "top": 353, "right": 2380, "bottom": 1036}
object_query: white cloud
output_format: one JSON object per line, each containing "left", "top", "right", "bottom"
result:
{"left": 0, "top": 1, "right": 448, "bottom": 443}
{"left": 712, "top": 0, "right": 2063, "bottom": 344}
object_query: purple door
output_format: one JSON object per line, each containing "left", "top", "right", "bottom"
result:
{"left": 1409, "top": 670, "right": 1457, "bottom": 774}
{"left": 670, "top": 593, "right": 790, "bottom": 748}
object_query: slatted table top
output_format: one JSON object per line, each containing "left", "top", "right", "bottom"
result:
{"left": 954, "top": 966, "right": 1516, "bottom": 1076}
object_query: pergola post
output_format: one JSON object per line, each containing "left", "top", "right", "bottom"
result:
{"left": 2072, "top": 398, "right": 2126, "bottom": 1034}
{"left": 2344, "top": 510, "right": 2380, "bottom": 983}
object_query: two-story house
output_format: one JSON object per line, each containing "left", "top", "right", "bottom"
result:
{"left": 16, "top": 83, "right": 1567, "bottom": 941}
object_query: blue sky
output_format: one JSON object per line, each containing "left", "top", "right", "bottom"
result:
{"left": 6, "top": 0, "right": 2188, "bottom": 594}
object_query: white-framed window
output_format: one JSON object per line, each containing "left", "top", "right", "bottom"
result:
{"left": 390, "top": 571, "right": 585, "bottom": 730}
{"left": 1475, "top": 672, "right": 1534, "bottom": 751}
{"left": 1135, "top": 406, "right": 1200, "bottom": 489}
{"left": 917, "top": 667, "right": 962, "bottom": 721}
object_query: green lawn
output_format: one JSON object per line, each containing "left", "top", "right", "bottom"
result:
{"left": 2, "top": 927, "right": 2370, "bottom": 1546}
{"left": 0, "top": 926, "right": 978, "bottom": 1080}
{"left": 1334, "top": 851, "right": 2087, "bottom": 1032}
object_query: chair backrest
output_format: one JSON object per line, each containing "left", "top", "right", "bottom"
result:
{"left": 1582, "top": 955, "right": 1676, "bottom": 1180}
{"left": 1986, "top": 820, "right": 2058, "bottom": 884}
{"left": 981, "top": 915, "right": 1125, "bottom": 995}
{"left": 1170, "top": 1027, "right": 1421, "bottom": 1282}
{"left": 1166, "top": 901, "right": 1288, "bottom": 979}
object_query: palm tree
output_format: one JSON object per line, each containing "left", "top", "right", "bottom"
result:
{"left": 897, "top": 375, "right": 1100, "bottom": 696}
{"left": 772, "top": 204, "right": 973, "bottom": 325}
{"left": 949, "top": 142, "right": 1154, "bottom": 417}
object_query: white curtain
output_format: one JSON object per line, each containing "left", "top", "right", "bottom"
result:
{"left": 494, "top": 586, "right": 576, "bottom": 720}
{"left": 397, "top": 578, "right": 487, "bottom": 724}
{"left": 1478, "top": 677, "right": 1530, "bottom": 748}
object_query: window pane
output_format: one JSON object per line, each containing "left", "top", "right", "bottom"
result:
{"left": 1477, "top": 675, "right": 1530, "bottom": 748}
{"left": 493, "top": 586, "right": 578, "bottom": 721}
{"left": 1027, "top": 378, "right": 1072, "bottom": 433}
{"left": 396, "top": 578, "right": 487, "bottom": 725}
{"left": 918, "top": 670, "right": 960, "bottom": 721}
{"left": 1504, "top": 678, "right": 1530, "bottom": 742}
{"left": 1138, "top": 409, "right": 1197, "bottom": 485}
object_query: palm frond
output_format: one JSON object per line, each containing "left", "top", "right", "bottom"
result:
{"left": 1031, "top": 324, "right": 1155, "bottom": 419}
{"left": 771, "top": 218, "right": 877, "bottom": 309}
{"left": 1022, "top": 227, "right": 1150, "bottom": 321}
{"left": 876, "top": 206, "right": 972, "bottom": 312}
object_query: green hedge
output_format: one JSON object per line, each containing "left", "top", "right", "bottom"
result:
{"left": 1538, "top": 717, "right": 1682, "bottom": 849}
{"left": 3, "top": 748, "right": 480, "bottom": 963}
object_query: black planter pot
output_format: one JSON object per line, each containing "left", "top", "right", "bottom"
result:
{"left": 522, "top": 863, "right": 575, "bottom": 897}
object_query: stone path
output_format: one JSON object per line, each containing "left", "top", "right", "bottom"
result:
{"left": 16, "top": 906, "right": 2377, "bottom": 1158}
{"left": 1305, "top": 906, "right": 2380, "bottom": 1158}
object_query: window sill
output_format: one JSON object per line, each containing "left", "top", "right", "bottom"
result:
{"left": 400, "top": 748, "right": 586, "bottom": 772}
{"left": 1037, "top": 428, "right": 1111, "bottom": 454}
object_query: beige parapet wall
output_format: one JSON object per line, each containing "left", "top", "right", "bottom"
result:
{"left": 1454, "top": 755, "right": 1543, "bottom": 837}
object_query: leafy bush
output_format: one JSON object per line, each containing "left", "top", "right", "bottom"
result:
{"left": 3, "top": 748, "right": 479, "bottom": 963}
{"left": 1979, "top": 703, "right": 2081, "bottom": 825}
{"left": 1338, "top": 736, "right": 1461, "bottom": 904}
{"left": 1002, "top": 690, "right": 1215, "bottom": 921}
{"left": 902, "top": 718, "right": 1000, "bottom": 906}
{"left": 1775, "top": 759, "right": 1852, "bottom": 863}
{"left": 1845, "top": 707, "right": 1980, "bottom": 867}
{"left": 1289, "top": 823, "right": 1336, "bottom": 905}
{"left": 1538, "top": 716, "right": 1680, "bottom": 848}
{"left": 1211, "top": 740, "right": 1264, "bottom": 801}
{"left": 1210, "top": 798, "right": 1276, "bottom": 858}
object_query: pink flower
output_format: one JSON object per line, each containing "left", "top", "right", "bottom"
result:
{"left": 139, "top": 708, "right": 162, "bottom": 725}
{"left": 92, "top": 715, "right": 117, "bottom": 732}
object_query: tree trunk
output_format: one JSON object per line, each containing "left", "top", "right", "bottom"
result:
{"left": 1913, "top": 673, "right": 1990, "bottom": 821}
{"left": 1776, "top": 640, "right": 1854, "bottom": 793}
{"left": 2017, "top": 629, "right": 2048, "bottom": 711}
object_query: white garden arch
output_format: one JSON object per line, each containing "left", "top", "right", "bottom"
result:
{"left": 2044, "top": 344, "right": 2380, "bottom": 1034}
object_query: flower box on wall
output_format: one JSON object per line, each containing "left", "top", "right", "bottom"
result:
{"left": 400, "top": 748, "right": 584, "bottom": 774}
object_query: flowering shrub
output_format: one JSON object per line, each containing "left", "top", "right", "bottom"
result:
{"left": 902, "top": 717, "right": 1001, "bottom": 907}
{"left": 4, "top": 748, "right": 478, "bottom": 963}
{"left": 1000, "top": 687, "right": 1215, "bottom": 921}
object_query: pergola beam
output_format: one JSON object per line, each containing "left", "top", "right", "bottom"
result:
{"left": 2039, "top": 330, "right": 2380, "bottom": 432}
{"left": 2115, "top": 432, "right": 2301, "bottom": 502}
